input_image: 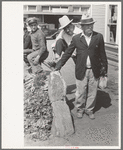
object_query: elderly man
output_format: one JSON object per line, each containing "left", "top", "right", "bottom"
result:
{"left": 55, "top": 15, "right": 108, "bottom": 119}
{"left": 48, "top": 15, "right": 82, "bottom": 68}
{"left": 26, "top": 17, "right": 49, "bottom": 74}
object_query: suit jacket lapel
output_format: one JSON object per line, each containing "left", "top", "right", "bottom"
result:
{"left": 89, "top": 32, "right": 97, "bottom": 48}
{"left": 80, "top": 35, "right": 88, "bottom": 47}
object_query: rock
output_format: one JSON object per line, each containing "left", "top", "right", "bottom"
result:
{"left": 48, "top": 71, "right": 74, "bottom": 138}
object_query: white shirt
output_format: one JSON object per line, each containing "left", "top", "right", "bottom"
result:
{"left": 51, "top": 26, "right": 82, "bottom": 48}
{"left": 81, "top": 32, "right": 92, "bottom": 68}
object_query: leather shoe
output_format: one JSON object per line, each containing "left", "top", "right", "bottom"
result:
{"left": 47, "top": 61, "right": 56, "bottom": 68}
{"left": 77, "top": 109, "right": 84, "bottom": 119}
{"left": 85, "top": 111, "right": 95, "bottom": 119}
{"left": 89, "top": 113, "right": 95, "bottom": 119}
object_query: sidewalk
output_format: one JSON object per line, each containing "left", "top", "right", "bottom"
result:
{"left": 47, "top": 40, "right": 119, "bottom": 146}
{"left": 25, "top": 40, "right": 119, "bottom": 147}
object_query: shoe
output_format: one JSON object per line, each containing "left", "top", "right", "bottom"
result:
{"left": 77, "top": 109, "right": 84, "bottom": 119}
{"left": 48, "top": 61, "right": 56, "bottom": 68}
{"left": 77, "top": 112, "right": 83, "bottom": 118}
{"left": 88, "top": 113, "right": 95, "bottom": 119}
{"left": 85, "top": 111, "right": 95, "bottom": 120}
{"left": 35, "top": 69, "right": 43, "bottom": 74}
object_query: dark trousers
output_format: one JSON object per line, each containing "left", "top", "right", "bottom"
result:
{"left": 54, "top": 39, "right": 77, "bottom": 64}
{"left": 39, "top": 50, "right": 49, "bottom": 64}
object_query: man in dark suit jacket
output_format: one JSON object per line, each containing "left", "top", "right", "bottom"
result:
{"left": 55, "top": 15, "right": 108, "bottom": 119}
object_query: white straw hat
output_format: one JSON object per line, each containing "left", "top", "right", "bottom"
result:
{"left": 59, "top": 15, "right": 73, "bottom": 29}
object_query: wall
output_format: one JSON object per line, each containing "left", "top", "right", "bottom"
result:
{"left": 92, "top": 4, "right": 106, "bottom": 39}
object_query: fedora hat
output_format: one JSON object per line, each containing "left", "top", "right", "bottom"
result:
{"left": 59, "top": 15, "right": 73, "bottom": 30}
{"left": 27, "top": 17, "right": 38, "bottom": 25}
{"left": 78, "top": 14, "right": 96, "bottom": 25}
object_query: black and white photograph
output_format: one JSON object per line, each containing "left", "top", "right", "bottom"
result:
{"left": 2, "top": 1, "right": 121, "bottom": 149}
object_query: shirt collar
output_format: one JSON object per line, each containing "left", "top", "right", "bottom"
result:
{"left": 73, "top": 26, "right": 81, "bottom": 35}
{"left": 31, "top": 28, "right": 39, "bottom": 34}
{"left": 80, "top": 31, "right": 93, "bottom": 38}
{"left": 73, "top": 26, "right": 77, "bottom": 34}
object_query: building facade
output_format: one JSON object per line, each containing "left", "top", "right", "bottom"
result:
{"left": 24, "top": 4, "right": 91, "bottom": 29}
{"left": 91, "top": 4, "right": 119, "bottom": 46}
{"left": 23, "top": 3, "right": 120, "bottom": 46}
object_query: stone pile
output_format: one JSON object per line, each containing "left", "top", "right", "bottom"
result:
{"left": 24, "top": 71, "right": 53, "bottom": 141}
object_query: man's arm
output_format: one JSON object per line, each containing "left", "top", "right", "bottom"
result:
{"left": 38, "top": 31, "right": 47, "bottom": 57}
{"left": 55, "top": 38, "right": 76, "bottom": 70}
{"left": 33, "top": 31, "right": 47, "bottom": 65}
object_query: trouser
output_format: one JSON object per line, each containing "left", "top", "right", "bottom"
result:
{"left": 75, "top": 69, "right": 98, "bottom": 113}
{"left": 54, "top": 39, "right": 77, "bottom": 64}
{"left": 24, "top": 49, "right": 33, "bottom": 66}
{"left": 27, "top": 50, "right": 49, "bottom": 74}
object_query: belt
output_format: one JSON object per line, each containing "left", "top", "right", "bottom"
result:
{"left": 86, "top": 67, "right": 92, "bottom": 69}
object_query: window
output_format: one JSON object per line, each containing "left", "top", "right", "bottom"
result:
{"left": 28, "top": 5, "right": 36, "bottom": 11}
{"left": 109, "top": 5, "right": 117, "bottom": 23}
{"left": 81, "top": 8, "right": 88, "bottom": 14}
{"left": 61, "top": 6, "right": 68, "bottom": 9}
{"left": 51, "top": 6, "right": 60, "bottom": 9}
{"left": 107, "top": 5, "right": 117, "bottom": 43}
{"left": 51, "top": 6, "right": 60, "bottom": 12}
{"left": 61, "top": 6, "right": 68, "bottom": 12}
{"left": 73, "top": 7, "right": 80, "bottom": 12}
{"left": 42, "top": 6, "right": 49, "bottom": 12}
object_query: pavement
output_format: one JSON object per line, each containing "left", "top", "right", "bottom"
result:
{"left": 24, "top": 40, "right": 119, "bottom": 148}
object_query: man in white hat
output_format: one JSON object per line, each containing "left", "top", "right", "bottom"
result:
{"left": 54, "top": 14, "right": 108, "bottom": 119}
{"left": 48, "top": 15, "right": 82, "bottom": 67}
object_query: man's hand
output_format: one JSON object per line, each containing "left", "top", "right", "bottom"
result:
{"left": 54, "top": 67, "right": 61, "bottom": 71}
{"left": 54, "top": 60, "right": 62, "bottom": 71}
{"left": 48, "top": 61, "right": 56, "bottom": 68}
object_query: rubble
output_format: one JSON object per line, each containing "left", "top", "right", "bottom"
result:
{"left": 24, "top": 71, "right": 53, "bottom": 141}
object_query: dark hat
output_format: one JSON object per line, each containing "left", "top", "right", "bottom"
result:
{"left": 27, "top": 17, "right": 38, "bottom": 25}
{"left": 78, "top": 14, "right": 96, "bottom": 25}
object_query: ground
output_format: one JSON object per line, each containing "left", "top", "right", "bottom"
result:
{"left": 24, "top": 40, "right": 119, "bottom": 148}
